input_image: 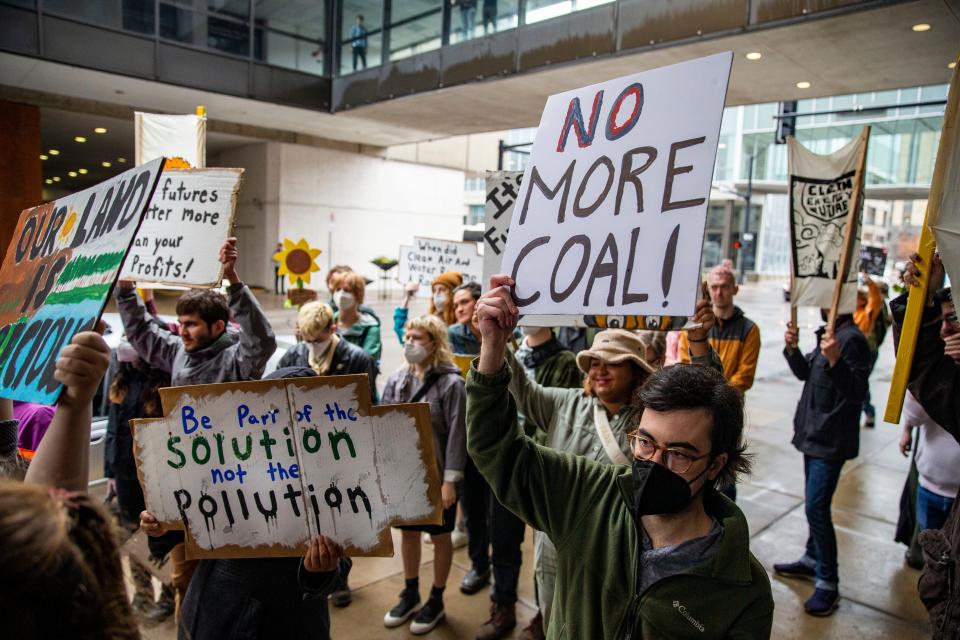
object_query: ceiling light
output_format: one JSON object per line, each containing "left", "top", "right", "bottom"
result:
{"left": 117, "top": 157, "right": 127, "bottom": 163}
{"left": 49, "top": 149, "right": 60, "bottom": 156}
{"left": 39, "top": 154, "right": 48, "bottom": 160}
{"left": 78, "top": 168, "right": 88, "bottom": 175}
{"left": 745, "top": 52, "right": 762, "bottom": 61}
{"left": 796, "top": 81, "right": 811, "bottom": 89}
{"left": 52, "top": 176, "right": 61, "bottom": 182}
{"left": 94, "top": 127, "right": 107, "bottom": 134}
{"left": 912, "top": 23, "right": 931, "bottom": 32}
{"left": 102, "top": 161, "right": 112, "bottom": 168}
{"left": 44, "top": 179, "right": 52, "bottom": 185}
{"left": 74, "top": 136, "right": 87, "bottom": 143}
{"left": 950, "top": 62, "right": 957, "bottom": 69}
{"left": 68, "top": 171, "right": 78, "bottom": 177}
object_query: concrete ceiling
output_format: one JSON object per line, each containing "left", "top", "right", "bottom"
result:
{"left": 1, "top": 0, "right": 957, "bottom": 147}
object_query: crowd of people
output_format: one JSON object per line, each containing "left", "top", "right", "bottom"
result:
{"left": 1, "top": 236, "right": 958, "bottom": 640}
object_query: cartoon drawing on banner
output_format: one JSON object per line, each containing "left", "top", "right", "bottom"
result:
{"left": 791, "top": 172, "right": 855, "bottom": 280}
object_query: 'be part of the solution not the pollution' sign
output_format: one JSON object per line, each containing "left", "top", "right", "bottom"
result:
{"left": 120, "top": 168, "right": 243, "bottom": 287}
{"left": 500, "top": 53, "right": 732, "bottom": 317}
{"left": 132, "top": 374, "right": 442, "bottom": 559}
{"left": 0, "top": 158, "right": 165, "bottom": 404}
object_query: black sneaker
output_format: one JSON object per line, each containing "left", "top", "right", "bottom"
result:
{"left": 804, "top": 588, "right": 840, "bottom": 616}
{"left": 410, "top": 597, "right": 445, "bottom": 635}
{"left": 383, "top": 588, "right": 420, "bottom": 628}
{"left": 330, "top": 576, "right": 352, "bottom": 608}
{"left": 460, "top": 567, "right": 491, "bottom": 595}
{"left": 773, "top": 560, "right": 816, "bottom": 581}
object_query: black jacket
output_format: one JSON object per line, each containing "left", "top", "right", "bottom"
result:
{"left": 784, "top": 317, "right": 870, "bottom": 461}
{"left": 278, "top": 338, "right": 379, "bottom": 402}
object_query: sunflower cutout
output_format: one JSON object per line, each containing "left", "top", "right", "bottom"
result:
{"left": 164, "top": 157, "right": 192, "bottom": 169}
{"left": 274, "top": 238, "right": 321, "bottom": 287}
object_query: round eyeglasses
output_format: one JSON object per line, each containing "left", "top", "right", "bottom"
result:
{"left": 627, "top": 431, "right": 709, "bottom": 475}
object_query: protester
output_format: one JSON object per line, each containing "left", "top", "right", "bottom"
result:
{"left": 382, "top": 315, "right": 466, "bottom": 634}
{"left": 118, "top": 237, "right": 276, "bottom": 615}
{"left": 326, "top": 264, "right": 352, "bottom": 311}
{"left": 448, "top": 281, "right": 482, "bottom": 355}
{"left": 11, "top": 400, "right": 55, "bottom": 462}
{"left": 774, "top": 308, "right": 870, "bottom": 616}
{"left": 394, "top": 272, "right": 463, "bottom": 344}
{"left": 900, "top": 391, "right": 960, "bottom": 532}
{"left": 0, "top": 406, "right": 24, "bottom": 481}
{"left": 335, "top": 270, "right": 383, "bottom": 362}
{"left": 894, "top": 254, "right": 960, "bottom": 636}
{"left": 637, "top": 330, "right": 668, "bottom": 369}
{"left": 466, "top": 274, "right": 773, "bottom": 638}
{"left": 854, "top": 276, "right": 888, "bottom": 427}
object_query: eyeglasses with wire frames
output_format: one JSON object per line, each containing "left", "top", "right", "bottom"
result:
{"left": 627, "top": 430, "right": 709, "bottom": 474}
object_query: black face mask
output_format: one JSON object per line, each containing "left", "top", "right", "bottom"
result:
{"left": 631, "top": 458, "right": 711, "bottom": 516}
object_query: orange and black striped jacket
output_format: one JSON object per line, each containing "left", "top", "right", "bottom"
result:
{"left": 678, "top": 306, "right": 761, "bottom": 393}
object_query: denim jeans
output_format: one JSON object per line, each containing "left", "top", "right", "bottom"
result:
{"left": 917, "top": 484, "right": 955, "bottom": 531}
{"left": 862, "top": 350, "right": 879, "bottom": 418}
{"left": 463, "top": 457, "right": 526, "bottom": 604}
{"left": 460, "top": 7, "right": 476, "bottom": 37}
{"left": 802, "top": 455, "right": 845, "bottom": 591}
{"left": 352, "top": 46, "right": 367, "bottom": 70}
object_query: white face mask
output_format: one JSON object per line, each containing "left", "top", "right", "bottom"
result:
{"left": 521, "top": 326, "right": 542, "bottom": 337}
{"left": 433, "top": 293, "right": 448, "bottom": 311}
{"left": 404, "top": 342, "right": 429, "bottom": 365}
{"left": 116, "top": 341, "right": 140, "bottom": 364}
{"left": 334, "top": 290, "right": 356, "bottom": 310}
{"left": 308, "top": 338, "right": 332, "bottom": 359}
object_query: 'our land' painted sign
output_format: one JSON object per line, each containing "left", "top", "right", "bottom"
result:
{"left": 500, "top": 53, "right": 732, "bottom": 317}
{"left": 120, "top": 168, "right": 243, "bottom": 287}
{"left": 398, "top": 237, "right": 483, "bottom": 297}
{"left": 0, "top": 158, "right": 165, "bottom": 403}
{"left": 132, "top": 374, "right": 442, "bottom": 559}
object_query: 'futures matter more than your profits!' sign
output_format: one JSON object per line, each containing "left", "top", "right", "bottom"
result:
{"left": 500, "top": 52, "right": 732, "bottom": 317}
{"left": 0, "top": 158, "right": 165, "bottom": 404}
{"left": 119, "top": 168, "right": 243, "bottom": 287}
{"left": 132, "top": 374, "right": 443, "bottom": 559}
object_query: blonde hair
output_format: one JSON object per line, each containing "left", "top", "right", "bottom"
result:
{"left": 298, "top": 301, "right": 335, "bottom": 342}
{"left": 339, "top": 271, "right": 367, "bottom": 305}
{"left": 405, "top": 315, "right": 454, "bottom": 370}
{"left": 637, "top": 330, "right": 667, "bottom": 366}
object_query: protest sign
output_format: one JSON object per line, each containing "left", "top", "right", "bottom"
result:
{"left": 0, "top": 159, "right": 165, "bottom": 404}
{"left": 859, "top": 246, "right": 888, "bottom": 277}
{"left": 132, "top": 374, "right": 442, "bottom": 559}
{"left": 398, "top": 237, "right": 483, "bottom": 297}
{"left": 119, "top": 168, "right": 243, "bottom": 287}
{"left": 788, "top": 133, "right": 868, "bottom": 314}
{"left": 136, "top": 112, "right": 206, "bottom": 168}
{"left": 499, "top": 53, "right": 732, "bottom": 318}
{"left": 485, "top": 171, "right": 695, "bottom": 331}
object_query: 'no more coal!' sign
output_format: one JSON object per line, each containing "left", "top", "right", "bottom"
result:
{"left": 500, "top": 53, "right": 732, "bottom": 317}
{"left": 132, "top": 374, "right": 442, "bottom": 559}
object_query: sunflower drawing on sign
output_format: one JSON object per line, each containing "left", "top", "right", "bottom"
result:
{"left": 274, "top": 238, "right": 321, "bottom": 288}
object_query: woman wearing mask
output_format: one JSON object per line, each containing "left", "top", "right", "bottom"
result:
{"left": 394, "top": 272, "right": 463, "bottom": 344}
{"left": 334, "top": 271, "right": 382, "bottom": 362}
{"left": 382, "top": 315, "right": 466, "bottom": 635}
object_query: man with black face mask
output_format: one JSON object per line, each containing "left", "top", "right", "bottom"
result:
{"left": 466, "top": 275, "right": 773, "bottom": 640}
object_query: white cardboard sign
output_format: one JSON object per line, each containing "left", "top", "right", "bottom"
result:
{"left": 500, "top": 53, "right": 732, "bottom": 317}
{"left": 119, "top": 168, "right": 242, "bottom": 287}
{"left": 398, "top": 236, "right": 483, "bottom": 297}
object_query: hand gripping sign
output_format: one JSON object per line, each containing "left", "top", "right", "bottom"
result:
{"left": 132, "top": 374, "right": 442, "bottom": 559}
{"left": 500, "top": 53, "right": 732, "bottom": 318}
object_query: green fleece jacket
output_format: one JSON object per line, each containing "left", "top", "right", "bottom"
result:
{"left": 466, "top": 364, "right": 774, "bottom": 640}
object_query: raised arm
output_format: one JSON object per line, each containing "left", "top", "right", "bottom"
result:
{"left": 116, "top": 283, "right": 180, "bottom": 372}
{"left": 220, "top": 237, "right": 277, "bottom": 379}
{"left": 783, "top": 321, "right": 810, "bottom": 380}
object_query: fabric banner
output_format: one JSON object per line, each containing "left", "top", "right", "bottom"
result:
{"left": 119, "top": 168, "right": 243, "bottom": 287}
{"left": 499, "top": 52, "right": 731, "bottom": 318}
{"left": 132, "top": 374, "right": 442, "bottom": 559}
{"left": 135, "top": 112, "right": 206, "bottom": 168}
{"left": 484, "top": 171, "right": 694, "bottom": 331}
{"left": 0, "top": 158, "right": 165, "bottom": 403}
{"left": 788, "top": 136, "right": 865, "bottom": 313}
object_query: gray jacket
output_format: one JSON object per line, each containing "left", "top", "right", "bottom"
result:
{"left": 117, "top": 283, "right": 277, "bottom": 386}
{"left": 382, "top": 362, "right": 466, "bottom": 483}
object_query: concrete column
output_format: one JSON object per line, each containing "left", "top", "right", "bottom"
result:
{"left": 0, "top": 100, "right": 42, "bottom": 263}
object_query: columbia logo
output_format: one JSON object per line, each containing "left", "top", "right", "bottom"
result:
{"left": 673, "top": 600, "right": 705, "bottom": 633}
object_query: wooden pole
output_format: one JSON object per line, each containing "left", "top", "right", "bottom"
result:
{"left": 826, "top": 126, "right": 870, "bottom": 333}
{"left": 884, "top": 58, "right": 960, "bottom": 424}
{"left": 786, "top": 137, "right": 799, "bottom": 330}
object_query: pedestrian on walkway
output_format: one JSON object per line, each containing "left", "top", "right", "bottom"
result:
{"left": 775, "top": 309, "right": 869, "bottom": 616}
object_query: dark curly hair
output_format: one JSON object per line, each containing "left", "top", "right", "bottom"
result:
{"left": 175, "top": 289, "right": 231, "bottom": 327}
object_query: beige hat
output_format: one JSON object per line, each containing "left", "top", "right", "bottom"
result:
{"left": 576, "top": 329, "right": 657, "bottom": 375}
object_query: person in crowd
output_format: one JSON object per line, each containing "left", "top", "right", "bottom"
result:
{"left": 273, "top": 241, "right": 285, "bottom": 295}
{"left": 854, "top": 275, "right": 888, "bottom": 427}
{"left": 104, "top": 339, "right": 175, "bottom": 623}
{"left": 381, "top": 315, "right": 466, "bottom": 635}
{"left": 0, "top": 405, "right": 25, "bottom": 481}
{"left": 511, "top": 325, "right": 582, "bottom": 640}
{"left": 637, "top": 330, "right": 668, "bottom": 369}
{"left": 334, "top": 270, "right": 382, "bottom": 363}
{"left": 454, "top": 0, "right": 477, "bottom": 38}
{"left": 678, "top": 263, "right": 761, "bottom": 395}
{"left": 138, "top": 366, "right": 351, "bottom": 640}
{"left": 774, "top": 306, "right": 870, "bottom": 616}
{"left": 326, "top": 264, "right": 352, "bottom": 310}
{"left": 466, "top": 275, "right": 773, "bottom": 638}
{"left": 394, "top": 272, "right": 463, "bottom": 344}
{"left": 11, "top": 400, "right": 54, "bottom": 462}
{"left": 895, "top": 254, "right": 960, "bottom": 636}
{"left": 117, "top": 237, "right": 276, "bottom": 615}
{"left": 350, "top": 15, "right": 368, "bottom": 71}
{"left": 448, "top": 281, "right": 482, "bottom": 356}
